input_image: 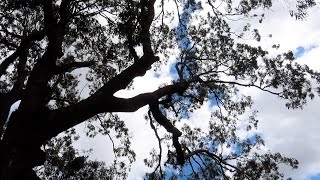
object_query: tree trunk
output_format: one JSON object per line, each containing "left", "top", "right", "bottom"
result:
{"left": 0, "top": 111, "right": 45, "bottom": 180}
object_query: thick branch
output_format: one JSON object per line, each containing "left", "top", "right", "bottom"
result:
{"left": 89, "top": 0, "right": 159, "bottom": 96}
{"left": 140, "top": 0, "right": 156, "bottom": 55}
{"left": 127, "top": 38, "right": 139, "bottom": 61}
{"left": 12, "top": 46, "right": 29, "bottom": 92}
{"left": 98, "top": 55, "right": 159, "bottom": 95}
{"left": 149, "top": 104, "right": 182, "bottom": 136}
{"left": 41, "top": 55, "right": 162, "bottom": 140}
{"left": 43, "top": 81, "right": 189, "bottom": 144}
{"left": 25, "top": 0, "right": 172, "bottom": 149}
{"left": 110, "top": 81, "right": 188, "bottom": 112}
{"left": 17, "top": 1, "right": 68, "bottom": 112}
{"left": 0, "top": 30, "right": 45, "bottom": 77}
{"left": 0, "top": 52, "right": 21, "bottom": 77}
{"left": 54, "top": 61, "right": 94, "bottom": 74}
{"left": 149, "top": 103, "right": 184, "bottom": 165}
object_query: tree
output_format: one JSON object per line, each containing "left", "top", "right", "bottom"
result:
{"left": 0, "top": 0, "right": 318, "bottom": 179}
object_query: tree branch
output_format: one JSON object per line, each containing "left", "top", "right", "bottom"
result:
{"left": 149, "top": 103, "right": 185, "bottom": 165}
{"left": 43, "top": 81, "right": 189, "bottom": 144}
{"left": 32, "top": 0, "right": 179, "bottom": 148}
{"left": 148, "top": 110, "right": 163, "bottom": 178}
{"left": 0, "top": 30, "right": 45, "bottom": 77}
{"left": 17, "top": 1, "right": 69, "bottom": 112}
{"left": 0, "top": 38, "right": 18, "bottom": 49}
{"left": 185, "top": 148, "right": 251, "bottom": 178}
{"left": 139, "top": 0, "right": 156, "bottom": 56}
{"left": 200, "top": 78, "right": 282, "bottom": 96}
{"left": 98, "top": 55, "right": 159, "bottom": 95}
{"left": 0, "top": 51, "right": 21, "bottom": 77}
{"left": 54, "top": 61, "right": 95, "bottom": 74}
{"left": 149, "top": 104, "right": 182, "bottom": 137}
{"left": 127, "top": 38, "right": 139, "bottom": 61}
{"left": 12, "top": 42, "right": 29, "bottom": 92}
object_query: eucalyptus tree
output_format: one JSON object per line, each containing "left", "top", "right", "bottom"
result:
{"left": 0, "top": 0, "right": 318, "bottom": 179}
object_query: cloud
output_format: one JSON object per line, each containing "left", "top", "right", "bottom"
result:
{"left": 250, "top": 90, "right": 320, "bottom": 179}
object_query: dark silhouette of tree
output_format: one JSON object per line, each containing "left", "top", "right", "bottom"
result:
{"left": 0, "top": 0, "right": 318, "bottom": 179}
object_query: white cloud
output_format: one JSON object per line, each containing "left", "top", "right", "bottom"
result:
{"left": 249, "top": 90, "right": 320, "bottom": 179}
{"left": 227, "top": 2, "right": 320, "bottom": 53}
{"left": 238, "top": 4, "right": 320, "bottom": 179}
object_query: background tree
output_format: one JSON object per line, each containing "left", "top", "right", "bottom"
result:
{"left": 0, "top": 0, "right": 318, "bottom": 179}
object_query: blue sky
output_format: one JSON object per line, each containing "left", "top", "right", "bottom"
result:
{"left": 295, "top": 45, "right": 318, "bottom": 58}
{"left": 309, "top": 174, "right": 320, "bottom": 180}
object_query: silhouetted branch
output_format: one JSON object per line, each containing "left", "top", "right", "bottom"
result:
{"left": 0, "top": 30, "right": 45, "bottom": 77}
{"left": 149, "top": 103, "right": 184, "bottom": 164}
{"left": 185, "top": 148, "right": 251, "bottom": 179}
{"left": 54, "top": 61, "right": 95, "bottom": 74}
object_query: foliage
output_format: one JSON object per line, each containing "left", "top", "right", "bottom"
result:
{"left": 0, "top": 0, "right": 319, "bottom": 179}
{"left": 34, "top": 127, "right": 130, "bottom": 180}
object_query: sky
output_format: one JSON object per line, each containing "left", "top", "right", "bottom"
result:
{"left": 6, "top": 0, "right": 319, "bottom": 179}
